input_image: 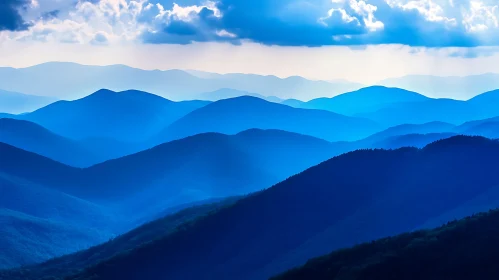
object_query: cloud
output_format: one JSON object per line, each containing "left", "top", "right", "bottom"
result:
{"left": 0, "top": 0, "right": 31, "bottom": 31}
{"left": 4, "top": 0, "right": 499, "bottom": 49}
{"left": 136, "top": 0, "right": 499, "bottom": 47}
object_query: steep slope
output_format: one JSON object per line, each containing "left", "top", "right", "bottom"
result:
{"left": 300, "top": 86, "right": 429, "bottom": 115}
{"left": 0, "top": 197, "right": 239, "bottom": 279}
{"left": 30, "top": 136, "right": 499, "bottom": 280}
{"left": 0, "top": 173, "right": 120, "bottom": 269}
{"left": 156, "top": 96, "right": 382, "bottom": 143}
{"left": 271, "top": 209, "right": 499, "bottom": 280}
{"left": 0, "top": 90, "right": 55, "bottom": 114}
{"left": 0, "top": 143, "right": 80, "bottom": 194}
{"left": 20, "top": 89, "right": 209, "bottom": 141}
{"left": 0, "top": 118, "right": 100, "bottom": 167}
{"left": 0, "top": 129, "right": 346, "bottom": 269}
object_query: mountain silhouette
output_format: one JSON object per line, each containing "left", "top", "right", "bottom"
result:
{"left": 194, "top": 88, "right": 281, "bottom": 102}
{"left": 18, "top": 89, "right": 209, "bottom": 141}
{"left": 0, "top": 62, "right": 363, "bottom": 100}
{"left": 0, "top": 89, "right": 56, "bottom": 114}
{"left": 155, "top": 96, "right": 382, "bottom": 143}
{"left": 0, "top": 129, "right": 348, "bottom": 268}
{"left": 299, "top": 86, "right": 429, "bottom": 115}
{"left": 454, "top": 116, "right": 499, "bottom": 139}
{"left": 16, "top": 136, "right": 499, "bottom": 280}
{"left": 0, "top": 171, "right": 122, "bottom": 269}
{"left": 357, "top": 98, "right": 479, "bottom": 126}
{"left": 380, "top": 73, "right": 499, "bottom": 99}
{"left": 0, "top": 118, "right": 99, "bottom": 167}
{"left": 0, "top": 197, "right": 239, "bottom": 278}
{"left": 370, "top": 132, "right": 457, "bottom": 149}
{"left": 459, "top": 122, "right": 499, "bottom": 139}
{"left": 358, "top": 121, "right": 455, "bottom": 146}
{"left": 357, "top": 89, "right": 499, "bottom": 127}
{"left": 280, "top": 98, "right": 305, "bottom": 107}
{"left": 271, "top": 209, "right": 499, "bottom": 280}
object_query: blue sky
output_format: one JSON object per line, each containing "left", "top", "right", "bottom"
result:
{"left": 1, "top": 0, "right": 499, "bottom": 83}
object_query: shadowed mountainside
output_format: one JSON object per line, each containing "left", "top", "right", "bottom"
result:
{"left": 0, "top": 197, "right": 239, "bottom": 278}
{"left": 0, "top": 129, "right": 349, "bottom": 269}
{"left": 0, "top": 118, "right": 100, "bottom": 167}
{"left": 10, "top": 136, "right": 499, "bottom": 280}
{"left": 271, "top": 208, "right": 499, "bottom": 280}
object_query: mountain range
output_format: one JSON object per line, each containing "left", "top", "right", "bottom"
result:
{"left": 155, "top": 95, "right": 382, "bottom": 143}
{"left": 4, "top": 71, "right": 499, "bottom": 280}
{"left": 10, "top": 89, "right": 210, "bottom": 141}
{"left": 0, "top": 128, "right": 350, "bottom": 268}
{"left": 271, "top": 208, "right": 499, "bottom": 280}
{"left": 279, "top": 86, "right": 499, "bottom": 127}
{"left": 288, "top": 86, "right": 429, "bottom": 116}
{"left": 0, "top": 90, "right": 56, "bottom": 114}
{"left": 379, "top": 73, "right": 499, "bottom": 99}
{"left": 0, "top": 62, "right": 364, "bottom": 100}
{"left": 4, "top": 136, "right": 499, "bottom": 279}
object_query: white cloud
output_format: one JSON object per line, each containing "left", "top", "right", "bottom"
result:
{"left": 3, "top": 0, "right": 221, "bottom": 45}
{"left": 462, "top": 0, "right": 498, "bottom": 32}
{"left": 385, "top": 0, "right": 456, "bottom": 23}
{"left": 321, "top": 0, "right": 383, "bottom": 31}
{"left": 348, "top": 0, "right": 384, "bottom": 31}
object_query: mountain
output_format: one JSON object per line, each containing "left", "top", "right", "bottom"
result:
{"left": 379, "top": 73, "right": 499, "bottom": 99}
{"left": 194, "top": 88, "right": 282, "bottom": 102}
{"left": 16, "top": 136, "right": 499, "bottom": 280}
{"left": 17, "top": 89, "right": 209, "bottom": 141}
{"left": 0, "top": 172, "right": 121, "bottom": 269}
{"left": 0, "top": 62, "right": 363, "bottom": 100}
{"left": 0, "top": 90, "right": 56, "bottom": 114}
{"left": 356, "top": 98, "right": 481, "bottom": 126}
{"left": 0, "top": 118, "right": 100, "bottom": 167}
{"left": 358, "top": 121, "right": 455, "bottom": 146}
{"left": 355, "top": 88, "right": 499, "bottom": 127}
{"left": 0, "top": 129, "right": 347, "bottom": 268}
{"left": 0, "top": 197, "right": 239, "bottom": 278}
{"left": 299, "top": 86, "right": 429, "bottom": 115}
{"left": 280, "top": 98, "right": 305, "bottom": 108}
{"left": 156, "top": 96, "right": 382, "bottom": 143}
{"left": 271, "top": 209, "right": 499, "bottom": 280}
{"left": 1, "top": 129, "right": 343, "bottom": 204}
{"left": 371, "top": 132, "right": 458, "bottom": 149}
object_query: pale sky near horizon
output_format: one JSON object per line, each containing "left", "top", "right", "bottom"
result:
{"left": 2, "top": 0, "right": 499, "bottom": 84}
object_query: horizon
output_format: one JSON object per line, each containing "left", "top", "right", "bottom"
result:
{"left": 1, "top": 0, "right": 499, "bottom": 87}
{"left": 4, "top": 60, "right": 499, "bottom": 82}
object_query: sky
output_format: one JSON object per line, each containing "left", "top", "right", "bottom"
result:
{"left": 1, "top": 0, "right": 499, "bottom": 84}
